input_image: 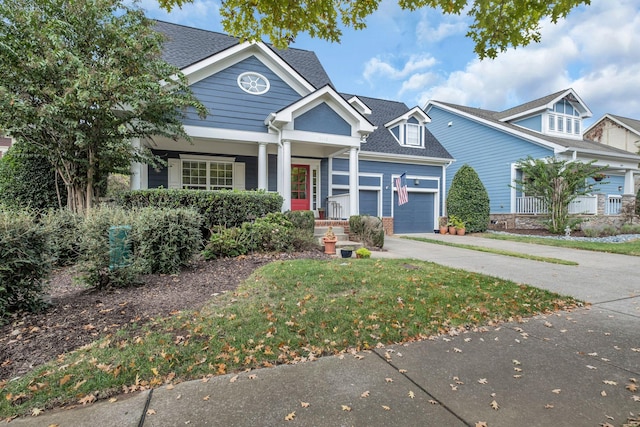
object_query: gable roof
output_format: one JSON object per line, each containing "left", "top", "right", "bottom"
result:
{"left": 428, "top": 100, "right": 640, "bottom": 161}
{"left": 584, "top": 113, "right": 640, "bottom": 138}
{"left": 344, "top": 94, "right": 452, "bottom": 160}
{"left": 496, "top": 88, "right": 592, "bottom": 122}
{"left": 154, "top": 20, "right": 333, "bottom": 89}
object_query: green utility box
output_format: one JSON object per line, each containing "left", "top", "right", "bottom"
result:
{"left": 109, "top": 225, "right": 132, "bottom": 270}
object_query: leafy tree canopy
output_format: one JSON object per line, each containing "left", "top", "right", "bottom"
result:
{"left": 514, "top": 156, "right": 606, "bottom": 234}
{"left": 158, "top": 0, "right": 590, "bottom": 59}
{"left": 0, "top": 0, "right": 207, "bottom": 214}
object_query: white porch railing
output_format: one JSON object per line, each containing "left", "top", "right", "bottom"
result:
{"left": 606, "top": 195, "right": 622, "bottom": 215}
{"left": 515, "top": 195, "right": 598, "bottom": 215}
{"left": 327, "top": 193, "right": 350, "bottom": 220}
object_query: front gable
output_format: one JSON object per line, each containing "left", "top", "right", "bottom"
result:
{"left": 384, "top": 107, "right": 431, "bottom": 149}
{"left": 294, "top": 103, "right": 351, "bottom": 136}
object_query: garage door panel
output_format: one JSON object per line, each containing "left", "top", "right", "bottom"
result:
{"left": 394, "top": 192, "right": 434, "bottom": 233}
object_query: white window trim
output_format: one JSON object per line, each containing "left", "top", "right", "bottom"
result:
{"left": 387, "top": 122, "right": 425, "bottom": 148}
{"left": 237, "top": 72, "right": 270, "bottom": 95}
{"left": 170, "top": 155, "right": 243, "bottom": 191}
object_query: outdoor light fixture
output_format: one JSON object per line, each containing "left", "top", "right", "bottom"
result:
{"left": 414, "top": 179, "right": 420, "bottom": 185}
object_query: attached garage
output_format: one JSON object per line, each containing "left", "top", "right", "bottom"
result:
{"left": 393, "top": 191, "right": 435, "bottom": 234}
{"left": 359, "top": 190, "right": 380, "bottom": 217}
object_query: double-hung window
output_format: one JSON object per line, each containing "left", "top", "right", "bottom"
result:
{"left": 181, "top": 160, "right": 233, "bottom": 190}
{"left": 405, "top": 123, "right": 421, "bottom": 146}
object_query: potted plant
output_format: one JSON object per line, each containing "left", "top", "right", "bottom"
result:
{"left": 340, "top": 246, "right": 355, "bottom": 258}
{"left": 322, "top": 226, "right": 338, "bottom": 254}
{"left": 453, "top": 216, "right": 466, "bottom": 236}
{"left": 355, "top": 247, "right": 371, "bottom": 258}
{"left": 447, "top": 215, "right": 458, "bottom": 235}
{"left": 439, "top": 217, "right": 448, "bottom": 234}
{"left": 592, "top": 173, "right": 606, "bottom": 182}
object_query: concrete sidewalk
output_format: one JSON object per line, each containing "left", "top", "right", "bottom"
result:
{"left": 8, "top": 235, "right": 640, "bottom": 427}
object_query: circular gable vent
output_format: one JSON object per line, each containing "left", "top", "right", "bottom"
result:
{"left": 237, "top": 72, "right": 270, "bottom": 95}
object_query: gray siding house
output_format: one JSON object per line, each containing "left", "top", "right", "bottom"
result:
{"left": 132, "top": 21, "right": 453, "bottom": 233}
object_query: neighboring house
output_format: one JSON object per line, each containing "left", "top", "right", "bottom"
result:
{"left": 584, "top": 114, "right": 640, "bottom": 191}
{"left": 424, "top": 89, "right": 640, "bottom": 226}
{"left": 0, "top": 135, "right": 11, "bottom": 158}
{"left": 131, "top": 21, "right": 453, "bottom": 233}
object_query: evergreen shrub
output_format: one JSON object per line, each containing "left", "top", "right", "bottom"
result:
{"left": 446, "top": 165, "right": 490, "bottom": 233}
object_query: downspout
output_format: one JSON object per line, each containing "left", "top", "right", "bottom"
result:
{"left": 265, "top": 113, "right": 283, "bottom": 201}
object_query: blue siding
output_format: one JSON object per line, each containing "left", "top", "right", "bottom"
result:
{"left": 332, "top": 174, "right": 349, "bottom": 186}
{"left": 592, "top": 175, "right": 625, "bottom": 195}
{"left": 294, "top": 103, "right": 351, "bottom": 136}
{"left": 359, "top": 190, "right": 379, "bottom": 216}
{"left": 320, "top": 159, "right": 329, "bottom": 210}
{"left": 268, "top": 154, "right": 278, "bottom": 192}
{"left": 390, "top": 126, "right": 399, "bottom": 140}
{"left": 427, "top": 106, "right": 553, "bottom": 213}
{"left": 183, "top": 56, "right": 301, "bottom": 132}
{"left": 512, "top": 115, "right": 542, "bottom": 132}
{"left": 359, "top": 176, "right": 380, "bottom": 187}
{"left": 407, "top": 116, "right": 419, "bottom": 124}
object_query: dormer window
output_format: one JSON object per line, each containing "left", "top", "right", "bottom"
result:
{"left": 406, "top": 123, "right": 421, "bottom": 146}
{"left": 547, "top": 99, "right": 581, "bottom": 136}
{"left": 384, "top": 107, "right": 431, "bottom": 148}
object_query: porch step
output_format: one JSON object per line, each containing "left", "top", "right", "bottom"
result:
{"left": 314, "top": 226, "right": 362, "bottom": 249}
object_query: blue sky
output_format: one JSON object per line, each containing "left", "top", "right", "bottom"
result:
{"left": 141, "top": 0, "right": 640, "bottom": 129}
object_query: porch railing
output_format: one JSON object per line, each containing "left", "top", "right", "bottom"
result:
{"left": 606, "top": 195, "right": 622, "bottom": 215}
{"left": 326, "top": 193, "right": 350, "bottom": 220}
{"left": 515, "top": 195, "right": 598, "bottom": 215}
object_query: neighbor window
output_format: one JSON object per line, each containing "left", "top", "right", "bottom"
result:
{"left": 182, "top": 160, "right": 233, "bottom": 190}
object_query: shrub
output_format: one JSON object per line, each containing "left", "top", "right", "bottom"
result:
{"left": 620, "top": 223, "right": 640, "bottom": 234}
{"left": 636, "top": 187, "right": 640, "bottom": 216}
{"left": 284, "top": 210, "right": 317, "bottom": 250}
{"left": 349, "top": 215, "right": 384, "bottom": 248}
{"left": 0, "top": 210, "right": 50, "bottom": 321}
{"left": 77, "top": 206, "right": 141, "bottom": 289}
{"left": 202, "top": 226, "right": 252, "bottom": 259}
{"left": 446, "top": 165, "right": 490, "bottom": 233}
{"left": 132, "top": 208, "right": 204, "bottom": 274}
{"left": 117, "top": 189, "right": 283, "bottom": 230}
{"left": 40, "top": 209, "right": 83, "bottom": 267}
{"left": 0, "top": 142, "right": 65, "bottom": 211}
{"left": 355, "top": 247, "right": 371, "bottom": 258}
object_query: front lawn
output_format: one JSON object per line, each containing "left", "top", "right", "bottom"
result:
{"left": 0, "top": 258, "right": 580, "bottom": 419}
{"left": 478, "top": 232, "right": 640, "bottom": 256}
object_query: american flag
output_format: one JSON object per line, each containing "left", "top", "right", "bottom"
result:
{"left": 395, "top": 173, "right": 408, "bottom": 206}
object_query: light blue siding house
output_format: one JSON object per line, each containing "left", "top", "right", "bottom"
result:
{"left": 424, "top": 89, "right": 640, "bottom": 226}
{"left": 131, "top": 21, "right": 453, "bottom": 234}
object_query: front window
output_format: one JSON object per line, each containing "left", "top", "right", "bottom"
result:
{"left": 548, "top": 99, "right": 582, "bottom": 136}
{"left": 405, "top": 124, "right": 421, "bottom": 146}
{"left": 182, "top": 160, "right": 233, "bottom": 190}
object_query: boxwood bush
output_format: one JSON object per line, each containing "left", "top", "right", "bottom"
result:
{"left": 116, "top": 189, "right": 283, "bottom": 230}
{"left": 0, "top": 210, "right": 51, "bottom": 321}
{"left": 446, "top": 165, "right": 490, "bottom": 233}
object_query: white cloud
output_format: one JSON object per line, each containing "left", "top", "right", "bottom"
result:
{"left": 137, "top": 0, "right": 222, "bottom": 31}
{"left": 416, "top": 10, "right": 467, "bottom": 43}
{"left": 363, "top": 54, "right": 437, "bottom": 82}
{"left": 399, "top": 72, "right": 439, "bottom": 97}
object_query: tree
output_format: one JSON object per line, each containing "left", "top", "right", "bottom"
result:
{"left": 158, "top": 0, "right": 589, "bottom": 59}
{"left": 0, "top": 142, "right": 66, "bottom": 210}
{"left": 514, "top": 156, "right": 605, "bottom": 234}
{"left": 446, "top": 164, "right": 489, "bottom": 233}
{"left": 0, "top": 0, "right": 207, "bottom": 214}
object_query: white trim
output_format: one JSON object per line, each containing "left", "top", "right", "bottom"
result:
{"left": 237, "top": 71, "right": 270, "bottom": 95}
{"left": 347, "top": 96, "right": 372, "bottom": 116}
{"left": 384, "top": 106, "right": 431, "bottom": 128}
{"left": 179, "top": 154, "right": 236, "bottom": 162}
{"left": 292, "top": 157, "right": 322, "bottom": 210}
{"left": 184, "top": 125, "right": 276, "bottom": 143}
{"left": 499, "top": 89, "right": 592, "bottom": 122}
{"left": 358, "top": 150, "right": 452, "bottom": 165}
{"left": 390, "top": 173, "right": 440, "bottom": 232}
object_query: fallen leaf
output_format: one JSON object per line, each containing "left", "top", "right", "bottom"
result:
{"left": 545, "top": 404, "right": 554, "bottom": 409}
{"left": 385, "top": 378, "right": 393, "bottom": 383}
{"left": 631, "top": 395, "right": 640, "bottom": 402}
{"left": 31, "top": 408, "right": 43, "bottom": 417}
{"left": 382, "top": 405, "right": 391, "bottom": 411}
{"left": 453, "top": 347, "right": 462, "bottom": 353}
{"left": 361, "top": 390, "right": 370, "bottom": 398}
{"left": 603, "top": 380, "right": 618, "bottom": 386}
{"left": 514, "top": 367, "right": 522, "bottom": 372}
{"left": 450, "top": 384, "right": 458, "bottom": 391}
{"left": 399, "top": 369, "right": 407, "bottom": 373}
{"left": 513, "top": 375, "right": 522, "bottom": 379}
{"left": 552, "top": 389, "right": 561, "bottom": 394}
{"left": 203, "top": 395, "right": 210, "bottom": 401}
{"left": 301, "top": 401, "right": 310, "bottom": 408}
{"left": 78, "top": 394, "right": 96, "bottom": 405}
{"left": 59, "top": 374, "right": 73, "bottom": 386}
{"left": 108, "top": 397, "right": 118, "bottom": 403}
{"left": 248, "top": 374, "right": 257, "bottom": 380}
{"left": 230, "top": 375, "right": 239, "bottom": 383}
{"left": 284, "top": 412, "right": 295, "bottom": 421}
{"left": 601, "top": 390, "right": 607, "bottom": 397}
{"left": 408, "top": 391, "right": 415, "bottom": 399}
{"left": 587, "top": 365, "right": 598, "bottom": 370}
{"left": 478, "top": 378, "right": 488, "bottom": 384}
{"left": 490, "top": 400, "right": 499, "bottom": 410}
{"left": 544, "top": 321, "right": 553, "bottom": 328}
{"left": 627, "top": 383, "right": 638, "bottom": 392}
{"left": 341, "top": 405, "right": 352, "bottom": 412}
{"left": 512, "top": 360, "right": 521, "bottom": 365}
{"left": 475, "top": 422, "right": 487, "bottom": 427}
{"left": 166, "top": 384, "right": 175, "bottom": 390}
{"left": 428, "top": 399, "right": 438, "bottom": 405}
{"left": 354, "top": 354, "right": 365, "bottom": 360}
{"left": 146, "top": 409, "right": 156, "bottom": 415}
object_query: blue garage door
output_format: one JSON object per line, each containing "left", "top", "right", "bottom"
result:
{"left": 359, "top": 190, "right": 379, "bottom": 216}
{"left": 394, "top": 192, "right": 435, "bottom": 234}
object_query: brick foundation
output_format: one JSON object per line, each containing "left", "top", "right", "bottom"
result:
{"left": 382, "top": 217, "right": 394, "bottom": 235}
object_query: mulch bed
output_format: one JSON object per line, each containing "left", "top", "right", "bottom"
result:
{"left": 0, "top": 251, "right": 329, "bottom": 382}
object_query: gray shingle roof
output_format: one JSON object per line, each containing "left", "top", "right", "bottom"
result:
{"left": 494, "top": 89, "right": 568, "bottom": 120}
{"left": 609, "top": 114, "right": 640, "bottom": 135}
{"left": 434, "top": 101, "right": 640, "bottom": 159}
{"left": 153, "top": 20, "right": 333, "bottom": 89}
{"left": 344, "top": 94, "right": 452, "bottom": 160}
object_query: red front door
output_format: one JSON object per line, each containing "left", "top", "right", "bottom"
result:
{"left": 291, "top": 164, "right": 310, "bottom": 211}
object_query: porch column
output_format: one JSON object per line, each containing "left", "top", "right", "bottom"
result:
{"left": 129, "top": 138, "right": 147, "bottom": 190}
{"left": 282, "top": 140, "right": 292, "bottom": 211}
{"left": 623, "top": 169, "right": 635, "bottom": 195}
{"left": 349, "top": 146, "right": 358, "bottom": 216}
{"left": 257, "top": 142, "right": 268, "bottom": 191}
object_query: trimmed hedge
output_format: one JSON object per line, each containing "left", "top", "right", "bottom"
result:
{"left": 116, "top": 189, "right": 283, "bottom": 230}
{"left": 40, "top": 209, "right": 83, "bottom": 267}
{"left": 446, "top": 165, "right": 490, "bottom": 233}
{"left": 348, "top": 215, "right": 384, "bottom": 248}
{"left": 0, "top": 210, "right": 50, "bottom": 321}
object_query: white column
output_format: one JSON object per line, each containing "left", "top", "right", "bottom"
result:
{"left": 282, "top": 140, "right": 292, "bottom": 211}
{"left": 257, "top": 142, "right": 268, "bottom": 191}
{"left": 129, "top": 138, "right": 143, "bottom": 190}
{"left": 349, "top": 146, "right": 358, "bottom": 216}
{"left": 624, "top": 169, "right": 635, "bottom": 195}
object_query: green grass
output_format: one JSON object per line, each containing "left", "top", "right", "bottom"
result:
{"left": 403, "top": 236, "right": 579, "bottom": 265}
{"left": 478, "top": 232, "right": 640, "bottom": 256}
{"left": 0, "top": 258, "right": 580, "bottom": 419}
